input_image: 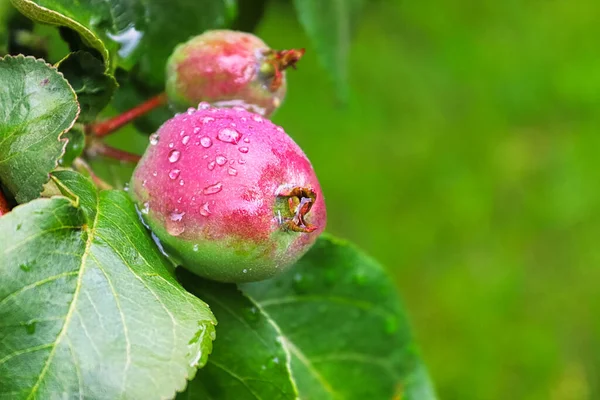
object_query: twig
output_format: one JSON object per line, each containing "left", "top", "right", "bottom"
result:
{"left": 72, "top": 158, "right": 113, "bottom": 190}
{"left": 89, "top": 93, "right": 167, "bottom": 137}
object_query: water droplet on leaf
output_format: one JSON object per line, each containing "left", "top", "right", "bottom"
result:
{"left": 25, "top": 321, "right": 36, "bottom": 334}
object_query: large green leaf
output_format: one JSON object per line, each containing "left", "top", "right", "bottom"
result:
{"left": 56, "top": 51, "right": 118, "bottom": 123}
{"left": 242, "top": 234, "right": 437, "bottom": 400}
{"left": 0, "top": 55, "right": 79, "bottom": 203}
{"left": 0, "top": 170, "right": 216, "bottom": 399}
{"left": 293, "top": 0, "right": 363, "bottom": 99}
{"left": 11, "top": 0, "right": 237, "bottom": 85}
{"left": 177, "top": 275, "right": 298, "bottom": 400}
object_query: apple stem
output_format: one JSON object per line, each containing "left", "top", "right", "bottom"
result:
{"left": 89, "top": 93, "right": 167, "bottom": 137}
{"left": 72, "top": 158, "right": 113, "bottom": 190}
{"left": 0, "top": 188, "right": 11, "bottom": 216}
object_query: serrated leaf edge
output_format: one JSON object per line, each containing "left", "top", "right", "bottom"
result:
{"left": 0, "top": 54, "right": 81, "bottom": 202}
{"left": 55, "top": 50, "right": 119, "bottom": 120}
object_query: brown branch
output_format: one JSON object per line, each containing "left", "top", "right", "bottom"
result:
{"left": 72, "top": 158, "right": 113, "bottom": 191}
{"left": 89, "top": 93, "right": 167, "bottom": 137}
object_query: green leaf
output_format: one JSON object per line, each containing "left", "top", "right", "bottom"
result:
{"left": 10, "top": 0, "right": 111, "bottom": 67}
{"left": 0, "top": 1, "right": 15, "bottom": 55}
{"left": 0, "top": 55, "right": 79, "bottom": 203}
{"left": 11, "top": 0, "right": 238, "bottom": 85}
{"left": 231, "top": 0, "right": 268, "bottom": 33}
{"left": 177, "top": 274, "right": 298, "bottom": 400}
{"left": 293, "top": 0, "right": 363, "bottom": 99}
{"left": 241, "top": 234, "right": 437, "bottom": 400}
{"left": 56, "top": 51, "right": 118, "bottom": 123}
{"left": 58, "top": 125, "right": 85, "bottom": 167}
{"left": 0, "top": 170, "right": 216, "bottom": 399}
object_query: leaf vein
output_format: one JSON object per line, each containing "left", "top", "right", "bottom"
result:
{"left": 25, "top": 192, "right": 99, "bottom": 399}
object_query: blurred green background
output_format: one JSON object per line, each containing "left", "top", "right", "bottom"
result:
{"left": 4, "top": 0, "right": 598, "bottom": 397}
{"left": 258, "top": 1, "right": 600, "bottom": 399}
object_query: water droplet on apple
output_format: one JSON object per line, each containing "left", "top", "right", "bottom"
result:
{"left": 168, "top": 149, "right": 181, "bottom": 163}
{"left": 216, "top": 155, "right": 227, "bottom": 166}
{"left": 217, "top": 128, "right": 241, "bottom": 144}
{"left": 170, "top": 211, "right": 185, "bottom": 221}
{"left": 203, "top": 182, "right": 223, "bottom": 195}
{"left": 200, "top": 202, "right": 211, "bottom": 216}
{"left": 200, "top": 136, "right": 212, "bottom": 148}
{"left": 169, "top": 169, "right": 181, "bottom": 179}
